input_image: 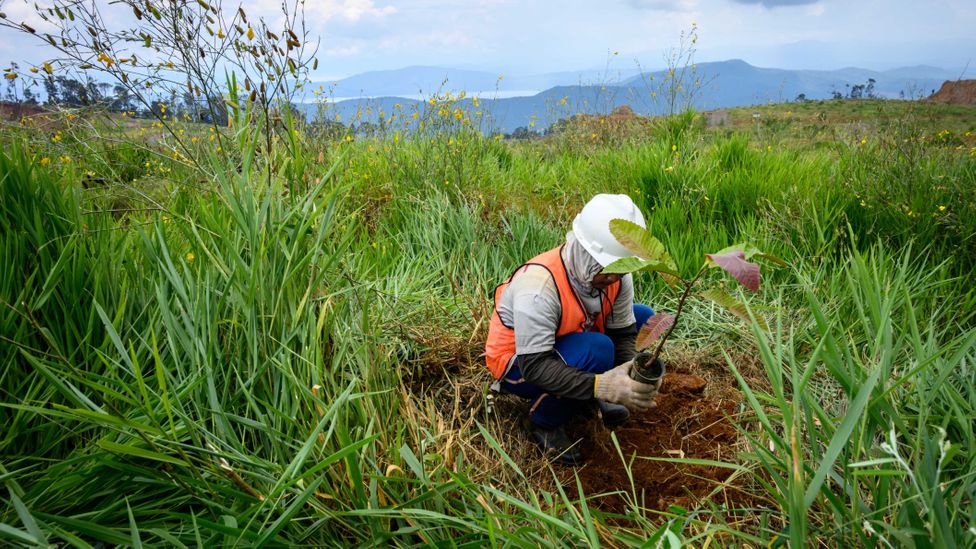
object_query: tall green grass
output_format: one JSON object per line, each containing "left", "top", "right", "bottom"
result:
{"left": 2, "top": 101, "right": 975, "bottom": 545}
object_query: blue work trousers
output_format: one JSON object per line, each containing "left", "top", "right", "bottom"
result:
{"left": 500, "top": 304, "right": 654, "bottom": 429}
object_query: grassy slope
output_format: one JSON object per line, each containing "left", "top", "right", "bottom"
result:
{"left": 1, "top": 99, "right": 975, "bottom": 546}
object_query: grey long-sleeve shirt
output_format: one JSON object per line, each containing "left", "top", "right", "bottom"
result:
{"left": 495, "top": 254, "right": 639, "bottom": 399}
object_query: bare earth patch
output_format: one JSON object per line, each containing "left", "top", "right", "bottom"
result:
{"left": 565, "top": 371, "right": 748, "bottom": 514}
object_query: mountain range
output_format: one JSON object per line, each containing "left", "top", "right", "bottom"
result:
{"left": 300, "top": 60, "right": 962, "bottom": 133}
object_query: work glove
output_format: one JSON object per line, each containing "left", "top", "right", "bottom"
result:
{"left": 593, "top": 362, "right": 657, "bottom": 413}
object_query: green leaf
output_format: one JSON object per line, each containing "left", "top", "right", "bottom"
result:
{"left": 97, "top": 440, "right": 189, "bottom": 467}
{"left": 0, "top": 522, "right": 39, "bottom": 545}
{"left": 126, "top": 499, "right": 143, "bottom": 549}
{"left": 700, "top": 288, "right": 769, "bottom": 331}
{"left": 609, "top": 218, "right": 677, "bottom": 268}
{"left": 476, "top": 422, "right": 525, "bottom": 479}
{"left": 399, "top": 444, "right": 426, "bottom": 482}
{"left": 602, "top": 256, "right": 680, "bottom": 276}
{"left": 8, "top": 487, "right": 45, "bottom": 545}
{"left": 254, "top": 476, "right": 324, "bottom": 548}
{"left": 802, "top": 361, "right": 883, "bottom": 508}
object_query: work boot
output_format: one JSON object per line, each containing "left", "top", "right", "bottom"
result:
{"left": 529, "top": 424, "right": 583, "bottom": 466}
{"left": 595, "top": 399, "right": 630, "bottom": 428}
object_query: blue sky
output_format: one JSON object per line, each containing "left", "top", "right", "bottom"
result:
{"left": 1, "top": 0, "right": 974, "bottom": 79}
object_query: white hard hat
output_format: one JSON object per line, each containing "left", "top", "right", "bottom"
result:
{"left": 572, "top": 194, "right": 647, "bottom": 267}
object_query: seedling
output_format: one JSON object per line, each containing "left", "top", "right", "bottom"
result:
{"left": 602, "top": 219, "right": 786, "bottom": 382}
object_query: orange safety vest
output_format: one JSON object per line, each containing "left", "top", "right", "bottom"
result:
{"left": 484, "top": 244, "right": 621, "bottom": 379}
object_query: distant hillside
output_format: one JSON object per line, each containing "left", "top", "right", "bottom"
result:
{"left": 301, "top": 60, "right": 959, "bottom": 133}
{"left": 626, "top": 59, "right": 955, "bottom": 104}
{"left": 310, "top": 65, "right": 641, "bottom": 98}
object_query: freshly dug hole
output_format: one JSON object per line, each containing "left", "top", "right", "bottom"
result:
{"left": 565, "top": 371, "right": 751, "bottom": 514}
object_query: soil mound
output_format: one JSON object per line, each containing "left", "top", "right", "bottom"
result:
{"left": 927, "top": 80, "right": 976, "bottom": 105}
{"left": 567, "top": 372, "right": 746, "bottom": 514}
{"left": 0, "top": 101, "right": 46, "bottom": 120}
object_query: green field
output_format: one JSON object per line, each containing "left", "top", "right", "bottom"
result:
{"left": 2, "top": 97, "right": 976, "bottom": 547}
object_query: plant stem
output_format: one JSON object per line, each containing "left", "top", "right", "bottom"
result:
{"left": 651, "top": 266, "right": 707, "bottom": 364}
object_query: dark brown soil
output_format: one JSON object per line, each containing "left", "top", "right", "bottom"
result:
{"left": 566, "top": 372, "right": 747, "bottom": 514}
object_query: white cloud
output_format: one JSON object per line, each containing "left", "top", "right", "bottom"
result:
{"left": 730, "top": 0, "right": 819, "bottom": 7}
{"left": 326, "top": 45, "right": 361, "bottom": 56}
{"left": 806, "top": 3, "right": 825, "bottom": 16}
{"left": 628, "top": 0, "right": 701, "bottom": 11}
{"left": 306, "top": 0, "right": 397, "bottom": 23}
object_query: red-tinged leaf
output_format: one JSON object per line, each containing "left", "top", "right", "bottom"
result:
{"left": 714, "top": 242, "right": 789, "bottom": 267}
{"left": 700, "top": 288, "right": 769, "bottom": 331}
{"left": 706, "top": 250, "right": 760, "bottom": 291}
{"left": 636, "top": 313, "right": 675, "bottom": 351}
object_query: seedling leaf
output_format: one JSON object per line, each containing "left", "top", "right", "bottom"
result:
{"left": 602, "top": 256, "right": 680, "bottom": 276}
{"left": 636, "top": 313, "right": 676, "bottom": 350}
{"left": 609, "top": 219, "right": 677, "bottom": 267}
{"left": 705, "top": 250, "right": 760, "bottom": 291}
{"left": 700, "top": 288, "right": 769, "bottom": 331}
{"left": 714, "top": 242, "right": 788, "bottom": 267}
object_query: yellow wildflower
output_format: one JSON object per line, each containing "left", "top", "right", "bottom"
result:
{"left": 40, "top": 157, "right": 50, "bottom": 166}
{"left": 43, "top": 62, "right": 52, "bottom": 74}
{"left": 247, "top": 27, "right": 255, "bottom": 40}
{"left": 186, "top": 252, "right": 195, "bottom": 263}
{"left": 939, "top": 205, "right": 946, "bottom": 212}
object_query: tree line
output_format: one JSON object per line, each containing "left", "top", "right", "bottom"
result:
{"left": 3, "top": 62, "right": 229, "bottom": 124}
